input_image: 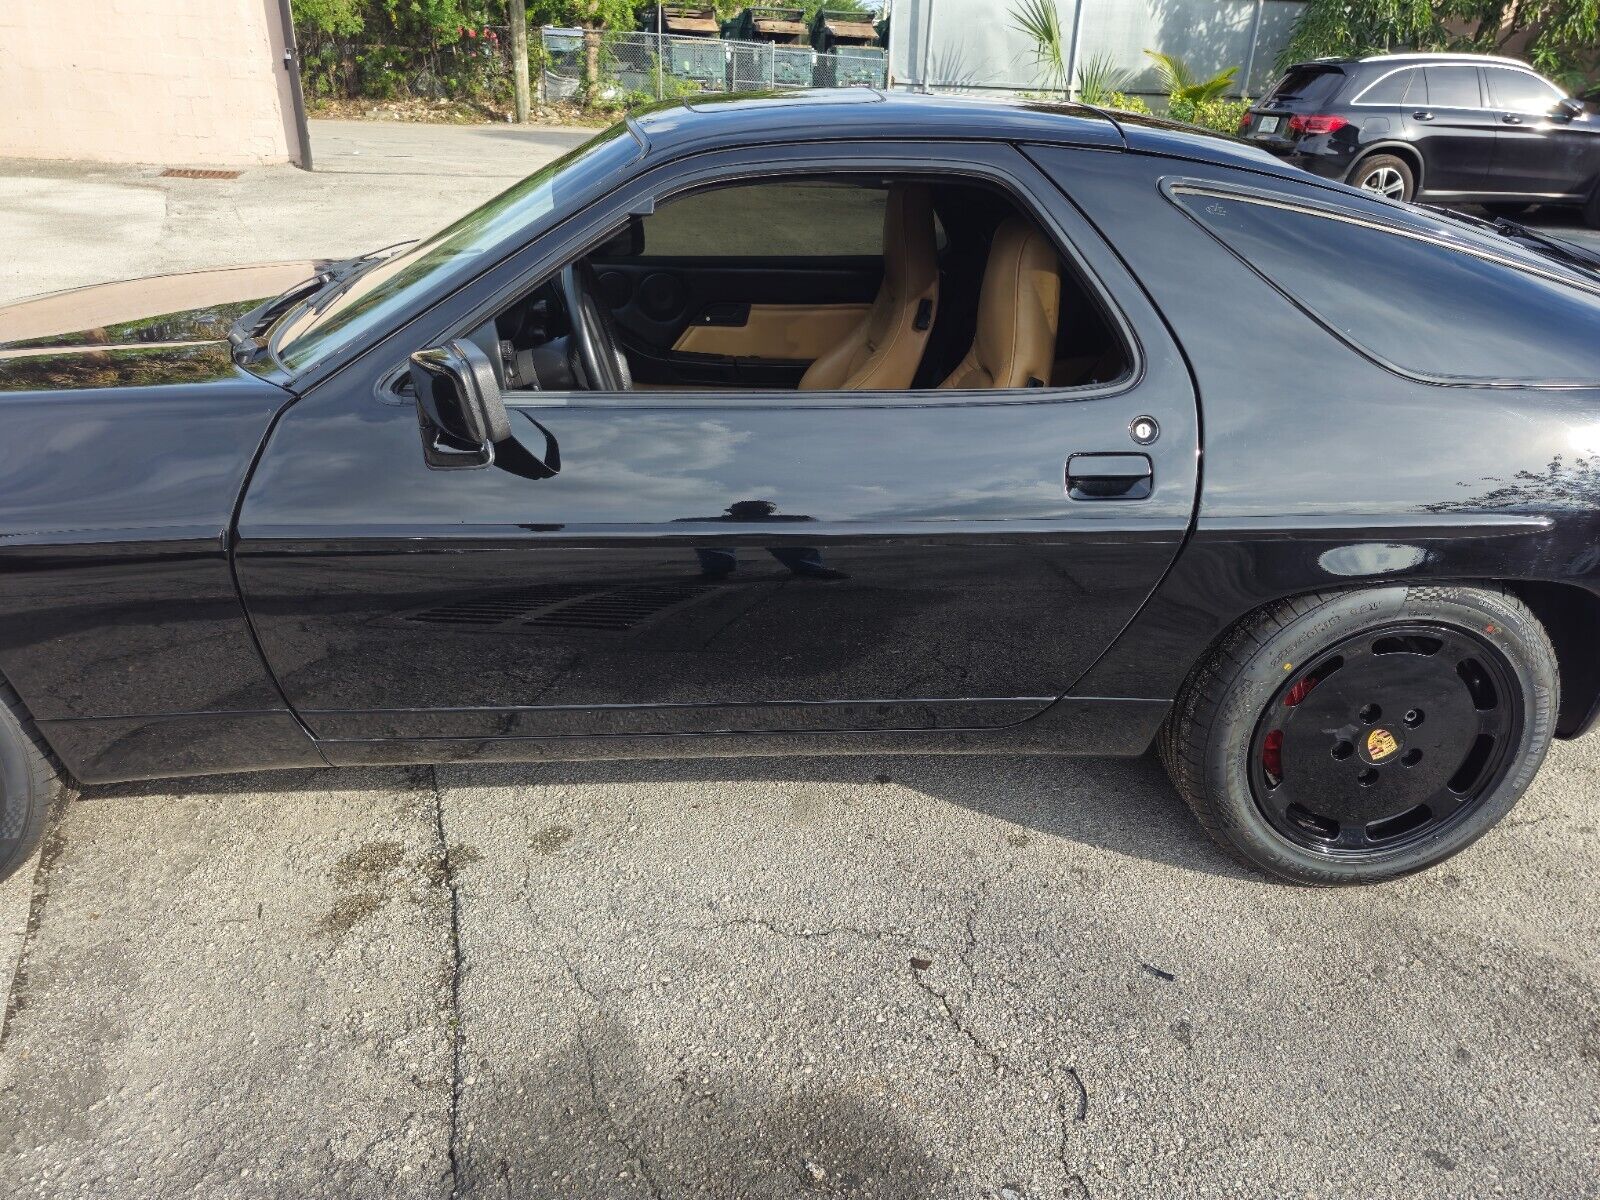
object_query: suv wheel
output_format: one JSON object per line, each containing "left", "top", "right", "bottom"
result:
{"left": 1161, "top": 586, "right": 1556, "bottom": 886}
{"left": 1348, "top": 154, "right": 1414, "bottom": 202}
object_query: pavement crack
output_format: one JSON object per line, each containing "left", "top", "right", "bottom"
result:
{"left": 553, "top": 949, "right": 668, "bottom": 1199}
{"left": 1054, "top": 1064, "right": 1091, "bottom": 1196}
{"left": 708, "top": 915, "right": 914, "bottom": 945}
{"left": 908, "top": 968, "right": 1007, "bottom": 1075}
{"left": 431, "top": 765, "right": 465, "bottom": 1200}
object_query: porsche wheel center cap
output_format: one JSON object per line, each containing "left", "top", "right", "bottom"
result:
{"left": 1360, "top": 726, "right": 1403, "bottom": 766}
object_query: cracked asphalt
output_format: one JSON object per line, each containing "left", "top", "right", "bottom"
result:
{"left": 1, "top": 121, "right": 1598, "bottom": 1199}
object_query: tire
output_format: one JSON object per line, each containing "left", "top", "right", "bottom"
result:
{"left": 0, "top": 676, "right": 65, "bottom": 885}
{"left": 1161, "top": 585, "right": 1556, "bottom": 886}
{"left": 1347, "top": 153, "right": 1415, "bottom": 202}
{"left": 1483, "top": 201, "right": 1533, "bottom": 217}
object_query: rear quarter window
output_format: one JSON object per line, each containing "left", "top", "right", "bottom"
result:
{"left": 1357, "top": 68, "right": 1423, "bottom": 105}
{"left": 1172, "top": 188, "right": 1600, "bottom": 387}
{"left": 1267, "top": 66, "right": 1345, "bottom": 105}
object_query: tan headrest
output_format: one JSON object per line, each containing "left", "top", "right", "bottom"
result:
{"left": 940, "top": 217, "right": 1061, "bottom": 390}
{"left": 882, "top": 184, "right": 939, "bottom": 299}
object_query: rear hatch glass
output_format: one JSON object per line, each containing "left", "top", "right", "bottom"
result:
{"left": 1264, "top": 65, "right": 1346, "bottom": 108}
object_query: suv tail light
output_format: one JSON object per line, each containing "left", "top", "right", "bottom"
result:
{"left": 1238, "top": 109, "right": 1253, "bottom": 130}
{"left": 1288, "top": 113, "right": 1349, "bottom": 136}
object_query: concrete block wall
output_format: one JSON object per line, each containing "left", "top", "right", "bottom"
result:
{"left": 0, "top": 0, "right": 299, "bottom": 167}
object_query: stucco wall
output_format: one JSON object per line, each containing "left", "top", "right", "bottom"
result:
{"left": 0, "top": 0, "right": 299, "bottom": 167}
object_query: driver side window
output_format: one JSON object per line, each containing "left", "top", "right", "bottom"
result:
{"left": 482, "top": 173, "right": 1131, "bottom": 397}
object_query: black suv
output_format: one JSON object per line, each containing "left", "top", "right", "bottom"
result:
{"left": 1240, "top": 53, "right": 1600, "bottom": 224}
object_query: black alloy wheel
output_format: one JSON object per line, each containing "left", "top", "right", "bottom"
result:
{"left": 1248, "top": 623, "right": 1520, "bottom": 856}
{"left": 1162, "top": 586, "right": 1557, "bottom": 885}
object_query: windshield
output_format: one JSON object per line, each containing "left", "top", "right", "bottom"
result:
{"left": 273, "top": 121, "right": 642, "bottom": 373}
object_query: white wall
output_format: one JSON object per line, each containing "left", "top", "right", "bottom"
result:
{"left": 888, "top": 0, "right": 1307, "bottom": 100}
{"left": 0, "top": 0, "right": 300, "bottom": 167}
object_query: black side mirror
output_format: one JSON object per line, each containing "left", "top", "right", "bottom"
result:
{"left": 408, "top": 339, "right": 560, "bottom": 480}
{"left": 1555, "top": 97, "right": 1584, "bottom": 121}
{"left": 409, "top": 339, "right": 510, "bottom": 470}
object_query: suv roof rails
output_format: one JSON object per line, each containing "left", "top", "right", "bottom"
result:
{"left": 1356, "top": 51, "right": 1533, "bottom": 68}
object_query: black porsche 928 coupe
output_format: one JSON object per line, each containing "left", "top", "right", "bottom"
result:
{"left": 3, "top": 91, "right": 1598, "bottom": 886}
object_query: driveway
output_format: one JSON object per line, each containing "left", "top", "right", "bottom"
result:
{"left": 0, "top": 121, "right": 1597, "bottom": 1200}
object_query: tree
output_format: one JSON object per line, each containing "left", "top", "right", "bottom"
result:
{"left": 1281, "top": 0, "right": 1599, "bottom": 82}
{"left": 294, "top": 0, "right": 365, "bottom": 35}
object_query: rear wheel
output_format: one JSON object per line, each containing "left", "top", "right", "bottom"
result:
{"left": 1348, "top": 154, "right": 1415, "bottom": 202}
{"left": 1162, "top": 586, "right": 1556, "bottom": 886}
{"left": 0, "top": 677, "right": 65, "bottom": 885}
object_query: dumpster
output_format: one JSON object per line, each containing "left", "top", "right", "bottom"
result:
{"left": 722, "top": 7, "right": 816, "bottom": 89}
{"left": 809, "top": 10, "right": 884, "bottom": 88}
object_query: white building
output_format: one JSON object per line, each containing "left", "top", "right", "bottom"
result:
{"left": 887, "top": 0, "right": 1308, "bottom": 102}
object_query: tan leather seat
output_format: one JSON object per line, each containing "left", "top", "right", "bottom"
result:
{"left": 798, "top": 185, "right": 938, "bottom": 392}
{"left": 939, "top": 217, "right": 1061, "bottom": 390}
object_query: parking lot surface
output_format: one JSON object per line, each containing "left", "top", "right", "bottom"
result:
{"left": 0, "top": 121, "right": 1596, "bottom": 1199}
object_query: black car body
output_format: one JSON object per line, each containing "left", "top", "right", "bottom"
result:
{"left": 2, "top": 91, "right": 1599, "bottom": 885}
{"left": 1242, "top": 53, "right": 1600, "bottom": 215}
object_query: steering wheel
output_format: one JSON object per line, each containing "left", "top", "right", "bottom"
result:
{"left": 558, "top": 262, "right": 631, "bottom": 392}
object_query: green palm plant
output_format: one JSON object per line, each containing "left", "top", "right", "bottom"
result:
{"left": 1010, "top": 0, "right": 1068, "bottom": 96}
{"left": 1143, "top": 49, "right": 1237, "bottom": 106}
{"left": 1075, "top": 50, "right": 1132, "bottom": 106}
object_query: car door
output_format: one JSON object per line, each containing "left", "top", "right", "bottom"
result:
{"left": 1411, "top": 65, "right": 1498, "bottom": 195}
{"left": 232, "top": 141, "right": 1200, "bottom": 750}
{"left": 1483, "top": 65, "right": 1598, "bottom": 198}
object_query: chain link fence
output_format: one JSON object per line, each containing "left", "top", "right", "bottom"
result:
{"left": 541, "top": 28, "right": 886, "bottom": 105}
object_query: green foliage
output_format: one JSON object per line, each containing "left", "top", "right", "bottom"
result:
{"left": 1279, "top": 0, "right": 1441, "bottom": 65}
{"left": 561, "top": 0, "right": 636, "bottom": 30}
{"left": 1169, "top": 95, "right": 1251, "bottom": 133}
{"left": 1010, "top": 0, "right": 1068, "bottom": 95}
{"left": 1280, "top": 0, "right": 1599, "bottom": 85}
{"left": 1144, "top": 50, "right": 1238, "bottom": 105}
{"left": 295, "top": 0, "right": 366, "bottom": 36}
{"left": 1075, "top": 50, "right": 1132, "bottom": 105}
{"left": 1105, "top": 90, "right": 1153, "bottom": 115}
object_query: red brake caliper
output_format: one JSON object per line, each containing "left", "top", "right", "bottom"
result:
{"left": 1263, "top": 676, "right": 1319, "bottom": 781}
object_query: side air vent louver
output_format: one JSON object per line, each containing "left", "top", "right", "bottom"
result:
{"left": 402, "top": 583, "right": 714, "bottom": 634}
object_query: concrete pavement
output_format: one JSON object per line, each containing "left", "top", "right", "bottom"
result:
{"left": 0, "top": 120, "right": 1596, "bottom": 1199}
{"left": 0, "top": 120, "right": 593, "bottom": 304}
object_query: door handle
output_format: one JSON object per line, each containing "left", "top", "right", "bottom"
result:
{"left": 1412, "top": 110, "right": 1434, "bottom": 121}
{"left": 1066, "top": 453, "right": 1152, "bottom": 501}
{"left": 699, "top": 302, "right": 750, "bottom": 327}
{"left": 1501, "top": 113, "right": 1524, "bottom": 124}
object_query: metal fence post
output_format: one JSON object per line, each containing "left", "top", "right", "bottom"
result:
{"left": 1065, "top": 0, "right": 1085, "bottom": 101}
{"left": 1241, "top": 0, "right": 1266, "bottom": 99}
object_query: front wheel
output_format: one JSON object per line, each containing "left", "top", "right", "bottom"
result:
{"left": 1161, "top": 586, "right": 1556, "bottom": 886}
{"left": 1348, "top": 154, "right": 1415, "bottom": 202}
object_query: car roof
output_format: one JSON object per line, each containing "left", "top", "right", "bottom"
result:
{"left": 627, "top": 88, "right": 1312, "bottom": 184}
